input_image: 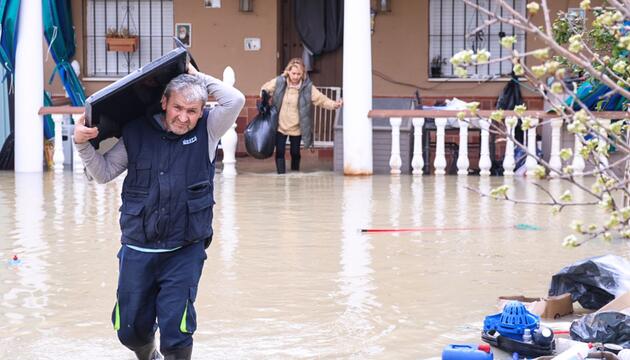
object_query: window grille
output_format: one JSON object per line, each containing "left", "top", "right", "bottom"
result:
{"left": 429, "top": 0, "right": 526, "bottom": 79}
{"left": 85, "top": 0, "right": 174, "bottom": 77}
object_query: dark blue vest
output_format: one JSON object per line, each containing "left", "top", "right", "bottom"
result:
{"left": 119, "top": 111, "right": 215, "bottom": 249}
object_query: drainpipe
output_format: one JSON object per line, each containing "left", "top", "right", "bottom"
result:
{"left": 15, "top": 0, "right": 44, "bottom": 172}
{"left": 342, "top": 0, "right": 373, "bottom": 175}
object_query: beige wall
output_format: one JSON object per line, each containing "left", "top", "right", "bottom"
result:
{"left": 45, "top": 0, "right": 583, "bottom": 100}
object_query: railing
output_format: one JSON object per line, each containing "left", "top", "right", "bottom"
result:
{"left": 367, "top": 109, "right": 629, "bottom": 176}
{"left": 313, "top": 86, "right": 341, "bottom": 147}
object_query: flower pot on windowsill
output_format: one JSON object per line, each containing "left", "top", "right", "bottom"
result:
{"left": 106, "top": 36, "right": 139, "bottom": 52}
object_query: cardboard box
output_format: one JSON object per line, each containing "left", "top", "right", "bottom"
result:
{"left": 498, "top": 293, "right": 573, "bottom": 319}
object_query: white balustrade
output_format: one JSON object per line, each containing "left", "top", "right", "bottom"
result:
{"left": 389, "top": 117, "right": 402, "bottom": 175}
{"left": 71, "top": 114, "right": 85, "bottom": 174}
{"left": 52, "top": 114, "right": 65, "bottom": 172}
{"left": 433, "top": 117, "right": 447, "bottom": 175}
{"left": 502, "top": 122, "right": 516, "bottom": 176}
{"left": 411, "top": 117, "right": 424, "bottom": 175}
{"left": 220, "top": 66, "right": 238, "bottom": 176}
{"left": 457, "top": 119, "right": 470, "bottom": 175}
{"left": 548, "top": 118, "right": 563, "bottom": 178}
{"left": 572, "top": 134, "right": 586, "bottom": 176}
{"left": 525, "top": 117, "right": 540, "bottom": 177}
{"left": 479, "top": 119, "right": 491, "bottom": 176}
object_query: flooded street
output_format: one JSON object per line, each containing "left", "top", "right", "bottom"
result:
{"left": 0, "top": 171, "right": 628, "bottom": 359}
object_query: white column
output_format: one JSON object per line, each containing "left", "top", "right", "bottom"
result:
{"left": 221, "top": 66, "right": 238, "bottom": 176}
{"left": 343, "top": 0, "right": 372, "bottom": 175}
{"left": 433, "top": 118, "right": 447, "bottom": 175}
{"left": 479, "top": 119, "right": 492, "bottom": 176}
{"left": 389, "top": 117, "right": 402, "bottom": 175}
{"left": 52, "top": 114, "right": 65, "bottom": 172}
{"left": 411, "top": 117, "right": 425, "bottom": 175}
{"left": 457, "top": 120, "right": 469, "bottom": 175}
{"left": 15, "top": 0, "right": 44, "bottom": 172}
{"left": 502, "top": 122, "right": 517, "bottom": 176}
{"left": 549, "top": 118, "right": 563, "bottom": 178}
{"left": 71, "top": 114, "right": 85, "bottom": 173}
{"left": 572, "top": 134, "right": 586, "bottom": 176}
{"left": 525, "top": 117, "right": 540, "bottom": 177}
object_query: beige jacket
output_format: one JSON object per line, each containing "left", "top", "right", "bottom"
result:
{"left": 261, "top": 78, "right": 337, "bottom": 136}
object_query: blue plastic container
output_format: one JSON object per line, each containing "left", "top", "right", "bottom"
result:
{"left": 483, "top": 301, "right": 539, "bottom": 340}
{"left": 442, "top": 344, "right": 494, "bottom": 360}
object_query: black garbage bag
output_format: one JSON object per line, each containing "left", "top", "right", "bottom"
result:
{"left": 497, "top": 72, "right": 524, "bottom": 145}
{"left": 244, "top": 90, "right": 278, "bottom": 159}
{"left": 548, "top": 255, "right": 630, "bottom": 310}
{"left": 570, "top": 311, "right": 630, "bottom": 348}
{"left": 0, "top": 133, "right": 15, "bottom": 170}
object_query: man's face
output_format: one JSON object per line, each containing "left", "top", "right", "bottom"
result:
{"left": 178, "top": 27, "right": 187, "bottom": 39}
{"left": 161, "top": 92, "right": 204, "bottom": 135}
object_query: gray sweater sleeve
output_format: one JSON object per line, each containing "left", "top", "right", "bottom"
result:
{"left": 196, "top": 73, "right": 246, "bottom": 160}
{"left": 75, "top": 140, "right": 128, "bottom": 184}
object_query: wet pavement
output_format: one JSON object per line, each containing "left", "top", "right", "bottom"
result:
{"left": 0, "top": 169, "right": 628, "bottom": 359}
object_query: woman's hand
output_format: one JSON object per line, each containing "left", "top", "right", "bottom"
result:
{"left": 333, "top": 99, "right": 343, "bottom": 109}
{"left": 73, "top": 114, "right": 99, "bottom": 144}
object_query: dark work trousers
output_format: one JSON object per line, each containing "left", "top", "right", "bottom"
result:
{"left": 275, "top": 131, "right": 302, "bottom": 173}
{"left": 112, "top": 240, "right": 207, "bottom": 355}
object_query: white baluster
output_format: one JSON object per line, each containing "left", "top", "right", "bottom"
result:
{"left": 597, "top": 119, "right": 611, "bottom": 171}
{"left": 572, "top": 134, "right": 585, "bottom": 176}
{"left": 479, "top": 119, "right": 492, "bottom": 176}
{"left": 411, "top": 117, "right": 425, "bottom": 175}
{"left": 71, "top": 114, "right": 85, "bottom": 174}
{"left": 433, "top": 117, "right": 447, "bottom": 175}
{"left": 503, "top": 121, "right": 517, "bottom": 176}
{"left": 457, "top": 119, "right": 469, "bottom": 175}
{"left": 52, "top": 114, "right": 65, "bottom": 172}
{"left": 525, "top": 117, "right": 540, "bottom": 177}
{"left": 389, "top": 117, "right": 402, "bottom": 175}
{"left": 549, "top": 118, "right": 563, "bottom": 178}
{"left": 221, "top": 66, "right": 238, "bottom": 176}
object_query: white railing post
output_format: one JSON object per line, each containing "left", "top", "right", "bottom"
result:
{"left": 549, "top": 117, "right": 563, "bottom": 178}
{"left": 572, "top": 134, "right": 586, "bottom": 176}
{"left": 525, "top": 117, "right": 540, "bottom": 177}
{"left": 479, "top": 119, "right": 491, "bottom": 176}
{"left": 502, "top": 122, "right": 517, "bottom": 176}
{"left": 389, "top": 117, "right": 402, "bottom": 175}
{"left": 434, "top": 117, "right": 447, "bottom": 175}
{"left": 411, "top": 117, "right": 424, "bottom": 175}
{"left": 457, "top": 119, "right": 469, "bottom": 175}
{"left": 52, "top": 114, "right": 65, "bottom": 172}
{"left": 597, "top": 119, "right": 611, "bottom": 171}
{"left": 71, "top": 114, "right": 85, "bottom": 174}
{"left": 221, "top": 66, "right": 238, "bottom": 176}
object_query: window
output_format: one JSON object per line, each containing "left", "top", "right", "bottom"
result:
{"left": 429, "top": 0, "right": 526, "bottom": 79}
{"left": 85, "top": 0, "right": 174, "bottom": 77}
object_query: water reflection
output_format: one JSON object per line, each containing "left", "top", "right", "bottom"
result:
{"left": 338, "top": 177, "right": 377, "bottom": 330}
{"left": 218, "top": 176, "right": 238, "bottom": 267}
{"left": 388, "top": 176, "right": 401, "bottom": 236}
{"left": 411, "top": 177, "right": 423, "bottom": 227}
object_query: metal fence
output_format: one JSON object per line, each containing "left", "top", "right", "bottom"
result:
{"left": 313, "top": 86, "right": 341, "bottom": 147}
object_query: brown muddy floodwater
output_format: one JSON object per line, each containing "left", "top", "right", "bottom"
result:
{"left": 0, "top": 171, "right": 628, "bottom": 359}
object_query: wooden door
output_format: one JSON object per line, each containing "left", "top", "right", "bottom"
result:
{"left": 278, "top": 0, "right": 343, "bottom": 87}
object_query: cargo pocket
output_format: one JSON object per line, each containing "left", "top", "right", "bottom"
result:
{"left": 185, "top": 194, "right": 214, "bottom": 241}
{"left": 179, "top": 287, "right": 198, "bottom": 334}
{"left": 133, "top": 160, "right": 152, "bottom": 188}
{"left": 119, "top": 201, "right": 146, "bottom": 242}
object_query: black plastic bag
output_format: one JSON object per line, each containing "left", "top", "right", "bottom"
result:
{"left": 570, "top": 311, "right": 630, "bottom": 348}
{"left": 548, "top": 255, "right": 630, "bottom": 310}
{"left": 244, "top": 90, "right": 278, "bottom": 159}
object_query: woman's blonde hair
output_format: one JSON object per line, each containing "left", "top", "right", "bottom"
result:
{"left": 282, "top": 58, "right": 306, "bottom": 80}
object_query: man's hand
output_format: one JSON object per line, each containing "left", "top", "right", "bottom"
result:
{"left": 73, "top": 114, "right": 99, "bottom": 144}
{"left": 187, "top": 63, "right": 199, "bottom": 75}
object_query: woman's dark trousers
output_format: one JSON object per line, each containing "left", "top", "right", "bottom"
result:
{"left": 275, "top": 132, "right": 302, "bottom": 174}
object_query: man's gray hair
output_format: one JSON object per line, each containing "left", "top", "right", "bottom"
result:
{"left": 163, "top": 74, "right": 208, "bottom": 104}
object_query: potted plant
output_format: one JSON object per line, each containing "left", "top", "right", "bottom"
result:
{"left": 430, "top": 55, "right": 447, "bottom": 78}
{"left": 105, "top": 27, "right": 139, "bottom": 52}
